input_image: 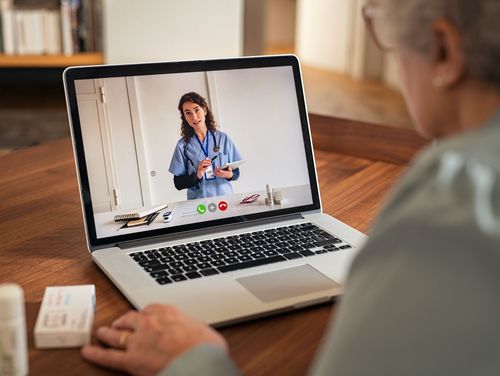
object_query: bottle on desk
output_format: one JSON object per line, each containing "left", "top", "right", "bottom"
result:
{"left": 0, "top": 284, "right": 28, "bottom": 376}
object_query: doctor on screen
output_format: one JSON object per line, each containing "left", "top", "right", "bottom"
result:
{"left": 169, "top": 92, "right": 243, "bottom": 200}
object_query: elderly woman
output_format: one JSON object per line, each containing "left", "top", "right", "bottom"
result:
{"left": 81, "top": 0, "right": 500, "bottom": 374}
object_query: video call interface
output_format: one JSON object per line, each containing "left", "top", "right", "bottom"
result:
{"left": 74, "top": 65, "right": 314, "bottom": 239}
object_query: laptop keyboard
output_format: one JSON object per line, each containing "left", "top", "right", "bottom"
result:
{"left": 129, "top": 222, "right": 352, "bottom": 285}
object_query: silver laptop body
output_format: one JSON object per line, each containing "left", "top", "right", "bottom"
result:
{"left": 63, "top": 55, "right": 367, "bottom": 327}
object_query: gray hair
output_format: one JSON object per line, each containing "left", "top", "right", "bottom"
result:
{"left": 384, "top": 0, "right": 500, "bottom": 89}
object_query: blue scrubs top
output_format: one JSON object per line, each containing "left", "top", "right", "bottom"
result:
{"left": 169, "top": 130, "right": 243, "bottom": 200}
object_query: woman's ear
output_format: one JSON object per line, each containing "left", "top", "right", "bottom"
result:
{"left": 431, "top": 18, "right": 466, "bottom": 89}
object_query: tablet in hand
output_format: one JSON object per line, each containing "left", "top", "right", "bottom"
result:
{"left": 221, "top": 159, "right": 246, "bottom": 170}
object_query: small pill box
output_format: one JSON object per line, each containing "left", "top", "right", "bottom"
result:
{"left": 34, "top": 285, "right": 95, "bottom": 349}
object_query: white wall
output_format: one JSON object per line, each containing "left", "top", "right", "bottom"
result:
{"left": 295, "top": 0, "right": 388, "bottom": 81}
{"left": 103, "top": 0, "right": 244, "bottom": 64}
{"left": 211, "top": 66, "right": 310, "bottom": 192}
{"left": 295, "top": 0, "right": 354, "bottom": 73}
{"left": 265, "top": 0, "right": 296, "bottom": 48}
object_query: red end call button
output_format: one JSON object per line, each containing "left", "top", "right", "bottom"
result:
{"left": 218, "top": 201, "right": 228, "bottom": 211}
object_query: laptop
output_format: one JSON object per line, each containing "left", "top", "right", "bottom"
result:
{"left": 63, "top": 55, "right": 367, "bottom": 327}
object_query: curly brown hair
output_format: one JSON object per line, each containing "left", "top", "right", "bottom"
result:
{"left": 178, "top": 92, "right": 218, "bottom": 142}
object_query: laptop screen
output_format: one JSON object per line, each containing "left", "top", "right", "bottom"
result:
{"left": 64, "top": 56, "right": 321, "bottom": 247}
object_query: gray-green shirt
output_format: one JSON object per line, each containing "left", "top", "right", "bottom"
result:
{"left": 160, "top": 110, "right": 500, "bottom": 376}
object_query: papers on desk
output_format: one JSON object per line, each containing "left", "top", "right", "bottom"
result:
{"left": 113, "top": 204, "right": 168, "bottom": 222}
{"left": 120, "top": 211, "right": 160, "bottom": 229}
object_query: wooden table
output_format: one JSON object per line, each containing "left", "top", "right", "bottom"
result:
{"left": 0, "top": 115, "right": 426, "bottom": 375}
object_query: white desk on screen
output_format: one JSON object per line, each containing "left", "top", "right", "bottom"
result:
{"left": 94, "top": 185, "right": 313, "bottom": 239}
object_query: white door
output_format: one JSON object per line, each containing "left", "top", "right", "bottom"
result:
{"left": 76, "top": 78, "right": 144, "bottom": 213}
{"left": 75, "top": 79, "right": 117, "bottom": 213}
{"left": 102, "top": 77, "right": 144, "bottom": 210}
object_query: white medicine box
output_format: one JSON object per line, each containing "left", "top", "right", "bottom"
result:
{"left": 34, "top": 285, "right": 95, "bottom": 349}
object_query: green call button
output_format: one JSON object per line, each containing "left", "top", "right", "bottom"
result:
{"left": 197, "top": 204, "right": 207, "bottom": 214}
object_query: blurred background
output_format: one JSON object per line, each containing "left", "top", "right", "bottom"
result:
{"left": 0, "top": 0, "right": 412, "bottom": 156}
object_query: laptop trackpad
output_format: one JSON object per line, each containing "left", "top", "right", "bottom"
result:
{"left": 236, "top": 264, "right": 339, "bottom": 303}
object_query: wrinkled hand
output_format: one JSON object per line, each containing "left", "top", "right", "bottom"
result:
{"left": 197, "top": 159, "right": 212, "bottom": 179}
{"left": 81, "top": 304, "right": 228, "bottom": 376}
{"left": 214, "top": 166, "right": 233, "bottom": 179}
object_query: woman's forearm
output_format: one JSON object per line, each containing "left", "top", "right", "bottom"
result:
{"left": 174, "top": 173, "right": 200, "bottom": 190}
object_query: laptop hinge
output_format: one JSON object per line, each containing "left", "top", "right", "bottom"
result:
{"left": 116, "top": 212, "right": 304, "bottom": 250}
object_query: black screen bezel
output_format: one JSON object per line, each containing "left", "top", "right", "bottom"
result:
{"left": 64, "top": 55, "right": 321, "bottom": 248}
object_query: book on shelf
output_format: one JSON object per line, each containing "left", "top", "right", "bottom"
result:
{"left": 15, "top": 9, "right": 44, "bottom": 55}
{"left": 59, "top": 0, "right": 71, "bottom": 55}
{"left": 44, "top": 6, "right": 60, "bottom": 54}
{"left": 1, "top": 0, "right": 15, "bottom": 55}
{"left": 0, "top": 13, "right": 3, "bottom": 52}
{"left": 0, "top": 0, "right": 102, "bottom": 57}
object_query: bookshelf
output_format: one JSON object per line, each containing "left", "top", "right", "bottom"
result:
{"left": 0, "top": 52, "right": 103, "bottom": 67}
{"left": 1, "top": 0, "right": 103, "bottom": 68}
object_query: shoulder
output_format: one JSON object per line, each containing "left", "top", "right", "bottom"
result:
{"left": 320, "top": 114, "right": 500, "bottom": 376}
{"left": 174, "top": 138, "right": 186, "bottom": 150}
{"left": 392, "top": 111, "right": 500, "bottom": 197}
{"left": 214, "top": 130, "right": 229, "bottom": 143}
{"left": 214, "top": 130, "right": 235, "bottom": 144}
{"left": 213, "top": 130, "right": 227, "bottom": 138}
{"left": 367, "top": 118, "right": 500, "bottom": 244}
{"left": 176, "top": 136, "right": 197, "bottom": 147}
{"left": 347, "top": 125, "right": 500, "bottom": 291}
{"left": 426, "top": 110, "right": 500, "bottom": 175}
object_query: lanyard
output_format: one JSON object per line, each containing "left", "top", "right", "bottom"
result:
{"left": 195, "top": 131, "right": 212, "bottom": 158}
